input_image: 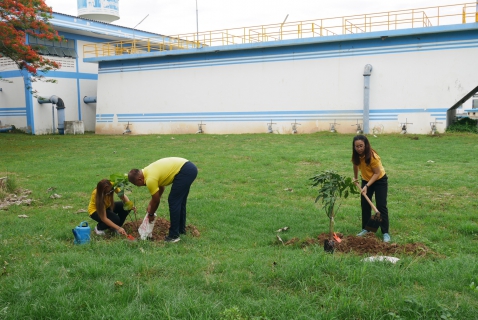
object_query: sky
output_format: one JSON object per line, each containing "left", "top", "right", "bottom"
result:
{"left": 44, "top": 0, "right": 468, "bottom": 36}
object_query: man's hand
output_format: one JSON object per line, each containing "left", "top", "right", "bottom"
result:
{"left": 148, "top": 212, "right": 156, "bottom": 223}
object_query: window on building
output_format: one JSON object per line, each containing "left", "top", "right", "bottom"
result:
{"left": 28, "top": 35, "right": 78, "bottom": 59}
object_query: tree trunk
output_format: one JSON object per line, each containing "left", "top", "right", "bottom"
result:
{"left": 329, "top": 210, "right": 334, "bottom": 240}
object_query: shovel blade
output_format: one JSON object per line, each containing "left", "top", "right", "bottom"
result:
{"left": 365, "top": 214, "right": 381, "bottom": 233}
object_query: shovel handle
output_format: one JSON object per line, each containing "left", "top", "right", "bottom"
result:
{"left": 354, "top": 182, "right": 380, "bottom": 215}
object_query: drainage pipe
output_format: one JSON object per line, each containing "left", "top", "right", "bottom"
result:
{"left": 56, "top": 98, "right": 65, "bottom": 135}
{"left": 83, "top": 96, "right": 97, "bottom": 104}
{"left": 37, "top": 95, "right": 65, "bottom": 134}
{"left": 0, "top": 126, "right": 15, "bottom": 133}
{"left": 363, "top": 64, "right": 373, "bottom": 134}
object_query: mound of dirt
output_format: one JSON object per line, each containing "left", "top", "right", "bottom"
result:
{"left": 122, "top": 217, "right": 200, "bottom": 241}
{"left": 285, "top": 233, "right": 436, "bottom": 256}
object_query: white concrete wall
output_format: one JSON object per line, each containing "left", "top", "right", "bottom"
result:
{"left": 79, "top": 79, "right": 98, "bottom": 132}
{"left": 1, "top": 42, "right": 100, "bottom": 134}
{"left": 95, "top": 37, "right": 478, "bottom": 135}
{"left": 32, "top": 77, "right": 79, "bottom": 134}
{"left": 77, "top": 40, "right": 99, "bottom": 74}
{"left": 0, "top": 76, "right": 27, "bottom": 129}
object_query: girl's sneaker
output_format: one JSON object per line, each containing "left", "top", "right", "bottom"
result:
{"left": 356, "top": 229, "right": 368, "bottom": 237}
{"left": 94, "top": 226, "right": 105, "bottom": 235}
{"left": 383, "top": 233, "right": 391, "bottom": 243}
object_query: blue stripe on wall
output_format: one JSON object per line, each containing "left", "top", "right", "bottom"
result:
{"left": 96, "top": 108, "right": 447, "bottom": 123}
{"left": 38, "top": 71, "right": 98, "bottom": 80}
{"left": 0, "top": 69, "right": 97, "bottom": 80}
{"left": 96, "top": 114, "right": 115, "bottom": 123}
{"left": 0, "top": 70, "right": 24, "bottom": 78}
{"left": 0, "top": 108, "right": 27, "bottom": 117}
{"left": 97, "top": 29, "right": 478, "bottom": 74}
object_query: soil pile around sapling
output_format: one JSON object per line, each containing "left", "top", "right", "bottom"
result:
{"left": 122, "top": 217, "right": 200, "bottom": 241}
{"left": 289, "top": 233, "right": 436, "bottom": 256}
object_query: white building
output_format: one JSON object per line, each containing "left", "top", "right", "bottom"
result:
{"left": 0, "top": 9, "right": 165, "bottom": 134}
{"left": 1, "top": 3, "right": 478, "bottom": 135}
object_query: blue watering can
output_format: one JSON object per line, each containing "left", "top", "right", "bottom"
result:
{"left": 72, "top": 221, "right": 91, "bottom": 244}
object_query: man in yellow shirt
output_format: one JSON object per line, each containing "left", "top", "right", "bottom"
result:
{"left": 128, "top": 157, "right": 198, "bottom": 243}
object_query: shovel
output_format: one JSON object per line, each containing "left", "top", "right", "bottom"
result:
{"left": 126, "top": 234, "right": 136, "bottom": 241}
{"left": 355, "top": 183, "right": 381, "bottom": 233}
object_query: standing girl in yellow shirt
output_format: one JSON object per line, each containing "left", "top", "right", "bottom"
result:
{"left": 352, "top": 135, "right": 391, "bottom": 242}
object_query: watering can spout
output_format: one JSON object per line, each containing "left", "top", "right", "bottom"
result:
{"left": 72, "top": 229, "right": 80, "bottom": 242}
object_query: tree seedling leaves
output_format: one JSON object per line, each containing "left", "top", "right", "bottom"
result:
{"left": 310, "top": 170, "right": 359, "bottom": 242}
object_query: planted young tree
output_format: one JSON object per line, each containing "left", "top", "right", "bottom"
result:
{"left": 109, "top": 172, "right": 139, "bottom": 228}
{"left": 0, "top": 0, "right": 61, "bottom": 87}
{"left": 310, "top": 170, "right": 357, "bottom": 253}
{"left": 109, "top": 173, "right": 134, "bottom": 207}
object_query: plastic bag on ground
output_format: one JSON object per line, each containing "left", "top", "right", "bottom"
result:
{"left": 138, "top": 212, "right": 156, "bottom": 240}
{"left": 361, "top": 256, "right": 400, "bottom": 264}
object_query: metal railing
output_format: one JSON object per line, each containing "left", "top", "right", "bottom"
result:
{"left": 83, "top": 2, "right": 478, "bottom": 58}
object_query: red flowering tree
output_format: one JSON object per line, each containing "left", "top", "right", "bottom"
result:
{"left": 0, "top": 0, "right": 61, "bottom": 81}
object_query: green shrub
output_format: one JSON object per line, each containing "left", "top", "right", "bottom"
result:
{"left": 446, "top": 117, "right": 478, "bottom": 133}
{"left": 0, "top": 175, "right": 17, "bottom": 200}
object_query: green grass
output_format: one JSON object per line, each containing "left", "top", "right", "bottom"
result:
{"left": 0, "top": 132, "right": 477, "bottom": 319}
{"left": 0, "top": 174, "right": 17, "bottom": 200}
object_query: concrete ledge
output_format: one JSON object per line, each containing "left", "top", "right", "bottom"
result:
{"left": 64, "top": 121, "right": 84, "bottom": 134}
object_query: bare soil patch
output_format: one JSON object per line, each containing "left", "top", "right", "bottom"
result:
{"left": 121, "top": 217, "right": 200, "bottom": 241}
{"left": 285, "top": 233, "right": 436, "bottom": 257}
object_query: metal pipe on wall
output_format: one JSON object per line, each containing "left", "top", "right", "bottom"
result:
{"left": 37, "top": 95, "right": 66, "bottom": 134}
{"left": 363, "top": 64, "right": 373, "bottom": 134}
{"left": 83, "top": 96, "right": 97, "bottom": 104}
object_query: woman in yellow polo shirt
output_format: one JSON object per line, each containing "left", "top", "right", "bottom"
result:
{"left": 352, "top": 135, "right": 390, "bottom": 243}
{"left": 88, "top": 179, "right": 134, "bottom": 236}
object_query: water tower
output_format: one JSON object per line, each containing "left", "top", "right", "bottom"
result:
{"left": 77, "top": 0, "right": 120, "bottom": 23}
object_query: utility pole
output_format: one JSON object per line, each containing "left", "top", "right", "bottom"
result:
{"left": 196, "top": 0, "right": 199, "bottom": 47}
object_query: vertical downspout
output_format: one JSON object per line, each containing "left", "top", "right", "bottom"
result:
{"left": 23, "top": 36, "right": 34, "bottom": 134}
{"left": 22, "top": 70, "right": 34, "bottom": 134}
{"left": 363, "top": 64, "right": 373, "bottom": 134}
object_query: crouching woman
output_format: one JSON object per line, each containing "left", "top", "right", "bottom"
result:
{"left": 88, "top": 179, "right": 134, "bottom": 236}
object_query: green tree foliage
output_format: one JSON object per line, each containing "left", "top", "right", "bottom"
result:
{"left": 310, "top": 170, "right": 358, "bottom": 240}
{"left": 0, "top": 0, "right": 61, "bottom": 80}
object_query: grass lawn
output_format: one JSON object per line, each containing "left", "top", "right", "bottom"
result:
{"left": 0, "top": 132, "right": 477, "bottom": 319}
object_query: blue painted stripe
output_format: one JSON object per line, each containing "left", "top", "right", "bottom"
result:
{"left": 51, "top": 13, "right": 166, "bottom": 41}
{"left": 74, "top": 45, "right": 83, "bottom": 121}
{"left": 39, "top": 71, "right": 98, "bottom": 80}
{"left": 0, "top": 69, "right": 97, "bottom": 80}
{"left": 0, "top": 108, "right": 27, "bottom": 117}
{"left": 98, "top": 38, "right": 478, "bottom": 74}
{"left": 118, "top": 110, "right": 362, "bottom": 117}
{"left": 371, "top": 108, "right": 447, "bottom": 113}
{"left": 0, "top": 70, "right": 24, "bottom": 78}
{"left": 95, "top": 108, "right": 447, "bottom": 123}
{"left": 96, "top": 114, "right": 115, "bottom": 123}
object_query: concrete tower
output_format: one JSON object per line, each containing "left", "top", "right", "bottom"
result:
{"left": 77, "top": 0, "right": 120, "bottom": 23}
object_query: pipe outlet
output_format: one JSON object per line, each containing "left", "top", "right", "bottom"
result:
{"left": 83, "top": 96, "right": 97, "bottom": 104}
